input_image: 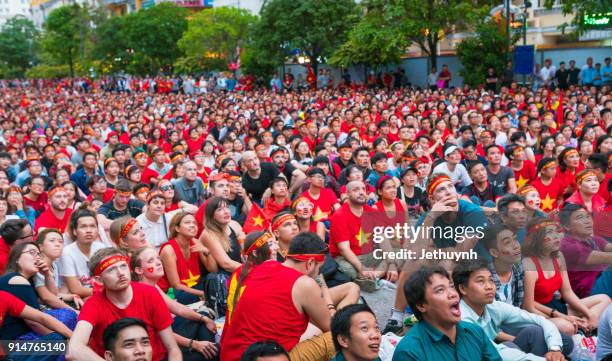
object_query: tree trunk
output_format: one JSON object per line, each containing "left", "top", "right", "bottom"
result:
{"left": 68, "top": 48, "right": 74, "bottom": 77}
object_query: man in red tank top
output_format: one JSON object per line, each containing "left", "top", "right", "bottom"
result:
{"left": 220, "top": 232, "right": 335, "bottom": 361}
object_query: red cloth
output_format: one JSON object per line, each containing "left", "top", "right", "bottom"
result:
{"left": 513, "top": 160, "right": 537, "bottom": 189}
{"left": 0, "top": 237, "right": 11, "bottom": 278}
{"left": 194, "top": 200, "right": 208, "bottom": 238}
{"left": 262, "top": 197, "right": 291, "bottom": 221}
{"left": 565, "top": 191, "right": 606, "bottom": 214}
{"left": 140, "top": 167, "right": 159, "bottom": 185}
{"left": 78, "top": 282, "right": 173, "bottom": 361}
{"left": 531, "top": 257, "right": 562, "bottom": 304}
{"left": 186, "top": 136, "right": 205, "bottom": 155}
{"left": 329, "top": 202, "right": 374, "bottom": 257}
{"left": 242, "top": 202, "right": 270, "bottom": 234}
{"left": 34, "top": 207, "right": 73, "bottom": 234}
{"left": 157, "top": 239, "right": 201, "bottom": 292}
{"left": 220, "top": 261, "right": 308, "bottom": 361}
{"left": 531, "top": 177, "right": 566, "bottom": 213}
{"left": 0, "top": 290, "right": 26, "bottom": 329}
{"left": 598, "top": 174, "right": 612, "bottom": 204}
{"left": 300, "top": 189, "right": 338, "bottom": 222}
{"left": 24, "top": 193, "right": 47, "bottom": 214}
{"left": 86, "top": 189, "right": 114, "bottom": 204}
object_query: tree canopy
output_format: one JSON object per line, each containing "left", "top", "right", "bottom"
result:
{"left": 0, "top": 16, "right": 39, "bottom": 77}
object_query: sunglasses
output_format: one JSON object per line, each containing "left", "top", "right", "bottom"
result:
{"left": 160, "top": 185, "right": 174, "bottom": 191}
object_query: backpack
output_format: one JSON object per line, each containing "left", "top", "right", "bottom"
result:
{"left": 204, "top": 272, "right": 229, "bottom": 318}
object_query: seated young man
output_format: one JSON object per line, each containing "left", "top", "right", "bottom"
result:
{"left": 560, "top": 203, "right": 612, "bottom": 298}
{"left": 453, "top": 259, "right": 572, "bottom": 361}
{"left": 392, "top": 266, "right": 502, "bottom": 361}
{"left": 103, "top": 318, "right": 152, "bottom": 361}
{"left": 481, "top": 224, "right": 525, "bottom": 308}
{"left": 330, "top": 304, "right": 381, "bottom": 361}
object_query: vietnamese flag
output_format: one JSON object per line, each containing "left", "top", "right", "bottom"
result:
{"left": 545, "top": 88, "right": 552, "bottom": 111}
{"left": 243, "top": 202, "right": 270, "bottom": 233}
{"left": 556, "top": 91, "right": 564, "bottom": 126}
{"left": 306, "top": 64, "right": 316, "bottom": 90}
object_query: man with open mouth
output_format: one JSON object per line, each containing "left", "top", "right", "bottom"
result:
{"left": 392, "top": 266, "right": 502, "bottom": 361}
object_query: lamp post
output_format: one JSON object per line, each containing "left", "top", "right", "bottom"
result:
{"left": 505, "top": 0, "right": 510, "bottom": 64}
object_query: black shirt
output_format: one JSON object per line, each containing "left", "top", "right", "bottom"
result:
{"left": 98, "top": 199, "right": 144, "bottom": 220}
{"left": 461, "top": 182, "right": 503, "bottom": 204}
{"left": 568, "top": 68, "right": 580, "bottom": 85}
{"left": 242, "top": 162, "right": 280, "bottom": 203}
{"left": 555, "top": 69, "right": 569, "bottom": 89}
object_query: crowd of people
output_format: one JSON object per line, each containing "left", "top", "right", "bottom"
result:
{"left": 0, "top": 54, "right": 611, "bottom": 361}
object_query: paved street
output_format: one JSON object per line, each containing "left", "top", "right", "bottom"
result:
{"left": 361, "top": 284, "right": 396, "bottom": 328}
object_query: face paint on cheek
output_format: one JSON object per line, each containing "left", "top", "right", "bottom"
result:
{"left": 527, "top": 199, "right": 535, "bottom": 206}
{"left": 146, "top": 267, "right": 154, "bottom": 274}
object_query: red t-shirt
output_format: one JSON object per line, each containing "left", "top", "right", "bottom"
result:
{"left": 0, "top": 290, "right": 25, "bottom": 329}
{"left": 86, "top": 189, "right": 115, "bottom": 204}
{"left": 157, "top": 238, "right": 202, "bottom": 292}
{"left": 531, "top": 177, "right": 565, "bottom": 213}
{"left": 598, "top": 174, "right": 612, "bottom": 204}
{"left": 78, "top": 282, "right": 173, "bottom": 361}
{"left": 24, "top": 193, "right": 48, "bottom": 214}
{"left": 0, "top": 237, "right": 10, "bottom": 275}
{"left": 140, "top": 167, "right": 160, "bottom": 185}
{"left": 220, "top": 261, "right": 308, "bottom": 361}
{"left": 300, "top": 188, "right": 338, "bottom": 222}
{"left": 513, "top": 160, "right": 536, "bottom": 189}
{"left": 34, "top": 207, "right": 73, "bottom": 234}
{"left": 329, "top": 202, "right": 374, "bottom": 257}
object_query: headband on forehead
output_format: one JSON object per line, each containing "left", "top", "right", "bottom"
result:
{"left": 135, "top": 186, "right": 150, "bottom": 195}
{"left": 242, "top": 232, "right": 274, "bottom": 256}
{"left": 517, "top": 185, "right": 537, "bottom": 196}
{"left": 564, "top": 149, "right": 579, "bottom": 159}
{"left": 272, "top": 214, "right": 296, "bottom": 231}
{"left": 541, "top": 160, "right": 556, "bottom": 171}
{"left": 527, "top": 219, "right": 558, "bottom": 234}
{"left": 94, "top": 254, "right": 127, "bottom": 276}
{"left": 287, "top": 253, "right": 325, "bottom": 263}
{"left": 48, "top": 187, "right": 67, "bottom": 198}
{"left": 171, "top": 154, "right": 184, "bottom": 162}
{"left": 291, "top": 196, "right": 312, "bottom": 209}
{"left": 427, "top": 175, "right": 452, "bottom": 196}
{"left": 119, "top": 218, "right": 138, "bottom": 240}
{"left": 576, "top": 170, "right": 597, "bottom": 185}
{"left": 104, "top": 157, "right": 117, "bottom": 167}
{"left": 512, "top": 146, "right": 524, "bottom": 156}
{"left": 134, "top": 152, "right": 147, "bottom": 160}
{"left": 146, "top": 190, "right": 164, "bottom": 203}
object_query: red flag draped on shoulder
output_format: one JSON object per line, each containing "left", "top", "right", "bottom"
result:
{"left": 557, "top": 91, "right": 564, "bottom": 126}
{"left": 243, "top": 202, "right": 270, "bottom": 233}
{"left": 545, "top": 87, "right": 552, "bottom": 111}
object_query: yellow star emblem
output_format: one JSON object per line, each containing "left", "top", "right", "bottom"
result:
{"left": 253, "top": 214, "right": 264, "bottom": 227}
{"left": 313, "top": 207, "right": 329, "bottom": 222}
{"left": 181, "top": 270, "right": 200, "bottom": 288}
{"left": 516, "top": 174, "right": 528, "bottom": 189}
{"left": 355, "top": 227, "right": 372, "bottom": 246}
{"left": 540, "top": 194, "right": 555, "bottom": 211}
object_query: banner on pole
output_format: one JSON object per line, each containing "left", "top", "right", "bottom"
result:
{"left": 514, "top": 45, "right": 535, "bottom": 75}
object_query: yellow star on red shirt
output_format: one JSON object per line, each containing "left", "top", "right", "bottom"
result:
{"left": 541, "top": 194, "right": 555, "bottom": 211}
{"left": 516, "top": 174, "right": 528, "bottom": 189}
{"left": 313, "top": 207, "right": 329, "bottom": 222}
{"left": 355, "top": 227, "right": 372, "bottom": 246}
{"left": 181, "top": 270, "right": 200, "bottom": 288}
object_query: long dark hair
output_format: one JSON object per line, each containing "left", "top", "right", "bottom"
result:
{"left": 6, "top": 241, "right": 38, "bottom": 275}
{"left": 231, "top": 231, "right": 272, "bottom": 317}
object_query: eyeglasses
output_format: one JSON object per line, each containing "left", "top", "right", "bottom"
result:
{"left": 22, "top": 249, "right": 41, "bottom": 258}
{"left": 160, "top": 185, "right": 174, "bottom": 191}
{"left": 17, "top": 233, "right": 34, "bottom": 241}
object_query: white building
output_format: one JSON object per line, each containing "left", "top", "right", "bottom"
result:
{"left": 212, "top": 0, "right": 263, "bottom": 15}
{"left": 0, "top": 0, "right": 31, "bottom": 26}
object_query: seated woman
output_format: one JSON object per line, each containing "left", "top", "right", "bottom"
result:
{"left": 0, "top": 290, "right": 72, "bottom": 361}
{"left": 291, "top": 196, "right": 326, "bottom": 241}
{"left": 0, "top": 242, "right": 77, "bottom": 346}
{"left": 0, "top": 194, "right": 20, "bottom": 226}
{"left": 158, "top": 179, "right": 198, "bottom": 213}
{"left": 34, "top": 229, "right": 83, "bottom": 311}
{"left": 564, "top": 170, "right": 606, "bottom": 213}
{"left": 131, "top": 247, "right": 218, "bottom": 361}
{"left": 200, "top": 197, "right": 245, "bottom": 315}
{"left": 109, "top": 216, "right": 149, "bottom": 254}
{"left": 522, "top": 217, "right": 610, "bottom": 334}
{"left": 6, "top": 185, "right": 36, "bottom": 227}
{"left": 160, "top": 212, "right": 214, "bottom": 305}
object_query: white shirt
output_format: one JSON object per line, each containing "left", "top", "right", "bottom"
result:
{"left": 136, "top": 211, "right": 176, "bottom": 250}
{"left": 432, "top": 162, "right": 472, "bottom": 188}
{"left": 59, "top": 241, "right": 107, "bottom": 289}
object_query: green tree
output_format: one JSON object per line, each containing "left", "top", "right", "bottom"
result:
{"left": 177, "top": 6, "right": 256, "bottom": 73}
{"left": 42, "top": 4, "right": 90, "bottom": 77}
{"left": 544, "top": 0, "right": 611, "bottom": 34}
{"left": 0, "top": 16, "right": 39, "bottom": 76}
{"left": 92, "top": 13, "right": 132, "bottom": 73}
{"left": 456, "top": 21, "right": 514, "bottom": 87}
{"left": 127, "top": 3, "right": 188, "bottom": 74}
{"left": 253, "top": 0, "right": 359, "bottom": 77}
{"left": 333, "top": 0, "right": 486, "bottom": 73}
